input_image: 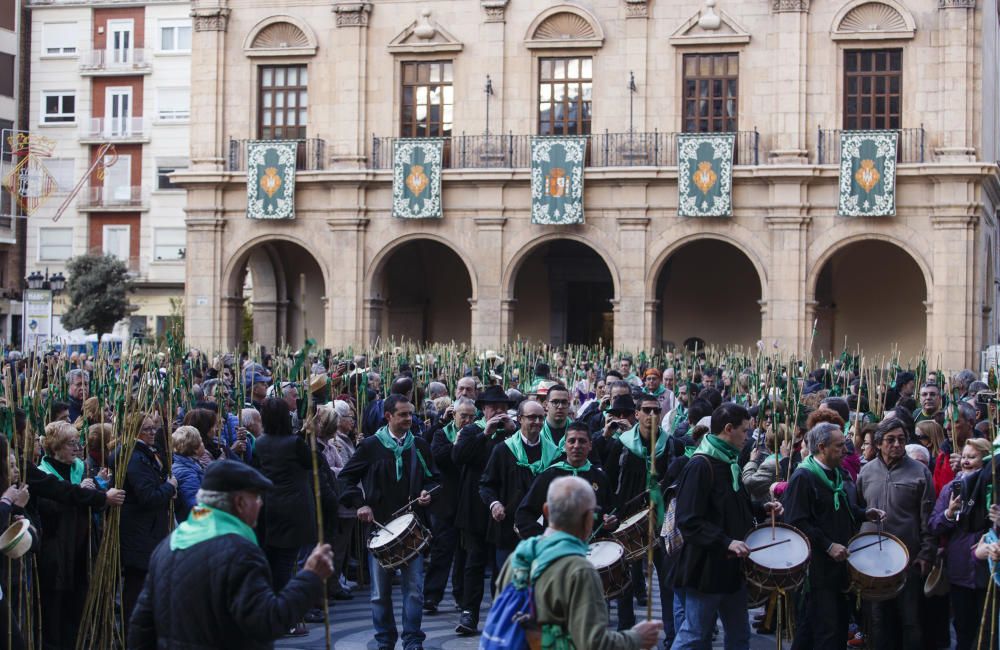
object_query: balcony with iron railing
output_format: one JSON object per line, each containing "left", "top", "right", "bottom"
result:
{"left": 370, "top": 130, "right": 761, "bottom": 169}
{"left": 227, "top": 138, "right": 327, "bottom": 172}
{"left": 816, "top": 126, "right": 926, "bottom": 164}
{"left": 79, "top": 117, "right": 149, "bottom": 143}
{"left": 79, "top": 49, "right": 152, "bottom": 75}
{"left": 77, "top": 186, "right": 148, "bottom": 211}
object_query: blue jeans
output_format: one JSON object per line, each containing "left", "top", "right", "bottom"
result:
{"left": 671, "top": 585, "right": 750, "bottom": 650}
{"left": 368, "top": 554, "right": 426, "bottom": 649}
{"left": 673, "top": 588, "right": 686, "bottom": 638}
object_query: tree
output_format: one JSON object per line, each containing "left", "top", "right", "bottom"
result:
{"left": 60, "top": 253, "right": 133, "bottom": 344}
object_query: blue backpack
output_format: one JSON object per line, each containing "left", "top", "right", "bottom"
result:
{"left": 479, "top": 582, "right": 538, "bottom": 650}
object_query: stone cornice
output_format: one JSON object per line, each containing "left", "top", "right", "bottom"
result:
{"left": 185, "top": 217, "right": 226, "bottom": 232}
{"left": 473, "top": 216, "right": 507, "bottom": 229}
{"left": 930, "top": 214, "right": 979, "bottom": 229}
{"left": 616, "top": 216, "right": 651, "bottom": 229}
{"left": 625, "top": 0, "right": 649, "bottom": 18}
{"left": 765, "top": 215, "right": 812, "bottom": 229}
{"left": 772, "top": 0, "right": 810, "bottom": 12}
{"left": 333, "top": 2, "right": 372, "bottom": 27}
{"left": 191, "top": 6, "right": 230, "bottom": 32}
{"left": 326, "top": 218, "right": 370, "bottom": 232}
{"left": 938, "top": 0, "right": 975, "bottom": 8}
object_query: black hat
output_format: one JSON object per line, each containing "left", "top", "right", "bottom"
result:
{"left": 604, "top": 393, "right": 637, "bottom": 415}
{"left": 475, "top": 385, "right": 512, "bottom": 409}
{"left": 201, "top": 460, "right": 273, "bottom": 493}
{"left": 895, "top": 371, "right": 916, "bottom": 387}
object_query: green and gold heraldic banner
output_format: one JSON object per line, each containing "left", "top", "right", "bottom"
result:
{"left": 531, "top": 136, "right": 586, "bottom": 225}
{"left": 838, "top": 130, "right": 898, "bottom": 217}
{"left": 247, "top": 140, "right": 297, "bottom": 220}
{"left": 392, "top": 138, "right": 443, "bottom": 219}
{"left": 677, "top": 133, "right": 735, "bottom": 218}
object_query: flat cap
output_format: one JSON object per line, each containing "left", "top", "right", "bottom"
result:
{"left": 201, "top": 460, "right": 273, "bottom": 493}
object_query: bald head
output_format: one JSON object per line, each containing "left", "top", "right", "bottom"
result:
{"left": 546, "top": 476, "right": 596, "bottom": 539}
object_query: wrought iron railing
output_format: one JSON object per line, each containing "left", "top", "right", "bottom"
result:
{"left": 226, "top": 138, "right": 326, "bottom": 172}
{"left": 817, "top": 127, "right": 925, "bottom": 164}
{"left": 370, "top": 130, "right": 760, "bottom": 169}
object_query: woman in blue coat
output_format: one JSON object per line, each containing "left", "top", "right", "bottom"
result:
{"left": 170, "top": 425, "right": 205, "bottom": 522}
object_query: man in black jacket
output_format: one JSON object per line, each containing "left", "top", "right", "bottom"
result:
{"left": 129, "top": 460, "right": 333, "bottom": 649}
{"left": 673, "top": 402, "right": 782, "bottom": 650}
{"left": 338, "top": 393, "right": 439, "bottom": 650}
{"left": 783, "top": 422, "right": 883, "bottom": 650}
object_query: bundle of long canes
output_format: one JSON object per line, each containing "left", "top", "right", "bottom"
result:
{"left": 646, "top": 422, "right": 657, "bottom": 622}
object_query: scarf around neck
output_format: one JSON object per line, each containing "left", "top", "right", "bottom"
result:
{"left": 39, "top": 457, "right": 84, "bottom": 485}
{"left": 694, "top": 434, "right": 741, "bottom": 491}
{"left": 374, "top": 426, "right": 431, "bottom": 481}
{"left": 800, "top": 455, "right": 847, "bottom": 510}
{"left": 443, "top": 421, "right": 459, "bottom": 443}
{"left": 548, "top": 460, "right": 592, "bottom": 476}
{"left": 509, "top": 530, "right": 589, "bottom": 587}
{"left": 619, "top": 424, "right": 668, "bottom": 462}
{"left": 505, "top": 433, "right": 559, "bottom": 476}
{"left": 170, "top": 504, "right": 258, "bottom": 551}
{"left": 542, "top": 420, "right": 566, "bottom": 452}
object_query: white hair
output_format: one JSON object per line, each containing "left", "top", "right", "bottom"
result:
{"left": 332, "top": 399, "right": 353, "bottom": 418}
{"left": 546, "top": 476, "right": 596, "bottom": 531}
{"left": 905, "top": 444, "right": 930, "bottom": 465}
{"left": 196, "top": 489, "right": 234, "bottom": 513}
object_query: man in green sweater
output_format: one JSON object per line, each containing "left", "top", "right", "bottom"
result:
{"left": 496, "top": 476, "right": 662, "bottom": 649}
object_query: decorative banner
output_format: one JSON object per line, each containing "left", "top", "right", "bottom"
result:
{"left": 531, "top": 136, "right": 586, "bottom": 225}
{"left": 677, "top": 133, "right": 735, "bottom": 217}
{"left": 246, "top": 140, "right": 297, "bottom": 220}
{"left": 392, "top": 138, "right": 443, "bottom": 219}
{"left": 838, "top": 130, "right": 898, "bottom": 217}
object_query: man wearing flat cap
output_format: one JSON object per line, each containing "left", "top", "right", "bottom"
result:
{"left": 129, "top": 460, "right": 333, "bottom": 649}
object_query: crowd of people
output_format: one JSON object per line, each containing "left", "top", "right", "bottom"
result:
{"left": 0, "top": 343, "right": 997, "bottom": 649}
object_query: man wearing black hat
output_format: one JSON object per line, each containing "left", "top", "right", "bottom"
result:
{"left": 592, "top": 392, "right": 637, "bottom": 466}
{"left": 451, "top": 384, "right": 514, "bottom": 635}
{"left": 129, "top": 460, "right": 333, "bottom": 648}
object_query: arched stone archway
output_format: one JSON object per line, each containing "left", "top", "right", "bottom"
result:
{"left": 368, "top": 239, "right": 473, "bottom": 343}
{"left": 812, "top": 239, "right": 927, "bottom": 359}
{"left": 509, "top": 239, "right": 614, "bottom": 346}
{"left": 653, "top": 239, "right": 763, "bottom": 349}
{"left": 225, "top": 240, "right": 326, "bottom": 350}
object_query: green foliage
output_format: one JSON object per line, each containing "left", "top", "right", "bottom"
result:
{"left": 60, "top": 253, "right": 133, "bottom": 342}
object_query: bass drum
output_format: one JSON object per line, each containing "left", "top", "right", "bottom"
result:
{"left": 368, "top": 513, "right": 431, "bottom": 570}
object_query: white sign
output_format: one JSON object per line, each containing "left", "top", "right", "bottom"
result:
{"left": 23, "top": 289, "right": 53, "bottom": 350}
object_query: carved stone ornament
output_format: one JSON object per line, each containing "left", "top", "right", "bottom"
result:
{"left": 625, "top": 0, "right": 650, "bottom": 18}
{"left": 481, "top": 0, "right": 509, "bottom": 22}
{"left": 333, "top": 2, "right": 373, "bottom": 27}
{"left": 772, "top": 0, "right": 810, "bottom": 12}
{"left": 192, "top": 7, "right": 231, "bottom": 32}
{"left": 937, "top": 0, "right": 975, "bottom": 8}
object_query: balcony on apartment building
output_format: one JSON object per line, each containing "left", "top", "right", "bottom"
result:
{"left": 77, "top": 186, "right": 148, "bottom": 211}
{"left": 79, "top": 49, "right": 152, "bottom": 76}
{"left": 79, "top": 117, "right": 150, "bottom": 144}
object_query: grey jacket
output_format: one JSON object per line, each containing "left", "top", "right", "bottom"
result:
{"left": 855, "top": 454, "right": 936, "bottom": 564}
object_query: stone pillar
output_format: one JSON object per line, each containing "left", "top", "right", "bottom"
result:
{"left": 935, "top": 0, "right": 977, "bottom": 161}
{"left": 190, "top": 0, "right": 230, "bottom": 171}
{"left": 623, "top": 0, "right": 649, "bottom": 134}
{"left": 473, "top": 215, "right": 506, "bottom": 347}
{"left": 500, "top": 299, "right": 517, "bottom": 344}
{"left": 477, "top": 1, "right": 507, "bottom": 136}
{"left": 929, "top": 213, "right": 978, "bottom": 369}
{"left": 614, "top": 215, "right": 649, "bottom": 350}
{"left": 251, "top": 300, "right": 278, "bottom": 350}
{"left": 331, "top": 2, "right": 373, "bottom": 167}
{"left": 643, "top": 298, "right": 660, "bottom": 349}
{"left": 327, "top": 216, "right": 368, "bottom": 349}
{"left": 220, "top": 295, "right": 243, "bottom": 349}
{"left": 768, "top": 0, "right": 809, "bottom": 163}
{"left": 765, "top": 200, "right": 811, "bottom": 353}
{"left": 184, "top": 216, "right": 226, "bottom": 350}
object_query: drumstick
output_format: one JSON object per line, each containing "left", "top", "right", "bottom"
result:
{"left": 771, "top": 508, "right": 776, "bottom": 541}
{"left": 588, "top": 507, "right": 617, "bottom": 542}
{"left": 747, "top": 538, "right": 790, "bottom": 553}
{"left": 371, "top": 520, "right": 393, "bottom": 535}
{"left": 389, "top": 485, "right": 442, "bottom": 519}
{"left": 850, "top": 537, "right": 889, "bottom": 554}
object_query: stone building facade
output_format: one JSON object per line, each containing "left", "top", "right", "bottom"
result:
{"left": 181, "top": 0, "right": 1000, "bottom": 370}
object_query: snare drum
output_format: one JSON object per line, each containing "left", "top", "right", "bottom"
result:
{"left": 743, "top": 523, "right": 811, "bottom": 592}
{"left": 612, "top": 509, "right": 650, "bottom": 562}
{"left": 587, "top": 541, "right": 631, "bottom": 600}
{"left": 368, "top": 514, "right": 431, "bottom": 570}
{"left": 847, "top": 531, "right": 909, "bottom": 602}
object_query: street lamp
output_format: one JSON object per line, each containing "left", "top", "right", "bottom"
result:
{"left": 25, "top": 270, "right": 66, "bottom": 294}
{"left": 25, "top": 271, "right": 44, "bottom": 290}
{"left": 48, "top": 272, "right": 66, "bottom": 294}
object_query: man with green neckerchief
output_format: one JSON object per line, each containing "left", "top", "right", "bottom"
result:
{"left": 540, "top": 383, "right": 572, "bottom": 451}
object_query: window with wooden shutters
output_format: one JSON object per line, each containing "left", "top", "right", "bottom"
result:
{"left": 400, "top": 61, "right": 453, "bottom": 138}
{"left": 843, "top": 49, "right": 901, "bottom": 130}
{"left": 538, "top": 57, "right": 592, "bottom": 136}
{"left": 682, "top": 53, "right": 738, "bottom": 133}
{"left": 257, "top": 65, "right": 307, "bottom": 140}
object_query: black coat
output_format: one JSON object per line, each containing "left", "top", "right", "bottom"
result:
{"left": 35, "top": 459, "right": 96, "bottom": 592}
{"left": 128, "top": 534, "right": 324, "bottom": 650}
{"left": 603, "top": 438, "right": 671, "bottom": 519}
{"left": 429, "top": 423, "right": 461, "bottom": 521}
{"left": 515, "top": 463, "right": 611, "bottom": 539}
{"left": 451, "top": 423, "right": 504, "bottom": 536}
{"left": 479, "top": 440, "right": 541, "bottom": 550}
{"left": 338, "top": 433, "right": 440, "bottom": 525}
{"left": 253, "top": 434, "right": 317, "bottom": 549}
{"left": 120, "top": 442, "right": 176, "bottom": 570}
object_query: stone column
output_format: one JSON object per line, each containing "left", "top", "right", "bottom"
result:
{"left": 623, "top": 0, "right": 649, "bottom": 134}
{"left": 363, "top": 298, "right": 385, "bottom": 346}
{"left": 643, "top": 298, "right": 660, "bottom": 349}
{"left": 477, "top": 1, "right": 507, "bottom": 136}
{"left": 220, "top": 295, "right": 243, "bottom": 349}
{"left": 500, "top": 299, "right": 517, "bottom": 344}
{"left": 935, "top": 0, "right": 977, "bottom": 161}
{"left": 331, "top": 2, "right": 373, "bottom": 167}
{"left": 473, "top": 214, "right": 506, "bottom": 347}
{"left": 251, "top": 300, "right": 278, "bottom": 350}
{"left": 184, "top": 216, "right": 226, "bottom": 350}
{"left": 327, "top": 216, "right": 368, "bottom": 348}
{"left": 768, "top": 0, "right": 809, "bottom": 163}
{"left": 190, "top": 0, "right": 230, "bottom": 171}
{"left": 929, "top": 213, "right": 978, "bottom": 369}
{"left": 614, "top": 215, "right": 649, "bottom": 350}
{"left": 765, "top": 196, "right": 811, "bottom": 353}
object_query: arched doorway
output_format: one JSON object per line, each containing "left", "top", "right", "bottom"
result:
{"left": 510, "top": 240, "right": 614, "bottom": 346}
{"left": 813, "top": 240, "right": 927, "bottom": 359}
{"left": 371, "top": 239, "right": 473, "bottom": 343}
{"left": 227, "top": 240, "right": 326, "bottom": 350}
{"left": 654, "top": 239, "right": 762, "bottom": 349}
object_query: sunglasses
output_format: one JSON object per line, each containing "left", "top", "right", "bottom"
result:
{"left": 639, "top": 406, "right": 662, "bottom": 415}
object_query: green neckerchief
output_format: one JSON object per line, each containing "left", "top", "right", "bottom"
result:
{"left": 38, "top": 457, "right": 84, "bottom": 485}
{"left": 694, "top": 434, "right": 741, "bottom": 491}
{"left": 619, "top": 423, "right": 668, "bottom": 461}
{"left": 443, "top": 421, "right": 459, "bottom": 444}
{"left": 509, "top": 530, "right": 589, "bottom": 587}
{"left": 799, "top": 455, "right": 847, "bottom": 510}
{"left": 374, "top": 426, "right": 432, "bottom": 481}
{"left": 765, "top": 453, "right": 783, "bottom": 463}
{"left": 170, "top": 504, "right": 258, "bottom": 551}
{"left": 666, "top": 405, "right": 688, "bottom": 436}
{"left": 541, "top": 419, "right": 567, "bottom": 452}
{"left": 505, "top": 433, "right": 559, "bottom": 476}
{"left": 684, "top": 446, "right": 697, "bottom": 458}
{"left": 548, "top": 460, "right": 592, "bottom": 476}
{"left": 474, "top": 418, "right": 488, "bottom": 430}
{"left": 650, "top": 384, "right": 666, "bottom": 397}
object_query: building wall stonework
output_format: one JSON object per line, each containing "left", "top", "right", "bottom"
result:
{"left": 181, "top": 0, "right": 1000, "bottom": 370}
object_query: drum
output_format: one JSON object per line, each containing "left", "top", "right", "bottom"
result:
{"left": 743, "top": 523, "right": 811, "bottom": 592}
{"left": 586, "top": 541, "right": 631, "bottom": 600}
{"left": 368, "top": 514, "right": 431, "bottom": 570}
{"left": 847, "top": 531, "right": 909, "bottom": 602}
{"left": 612, "top": 509, "right": 650, "bottom": 561}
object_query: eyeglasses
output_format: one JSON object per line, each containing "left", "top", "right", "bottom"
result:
{"left": 548, "top": 400, "right": 570, "bottom": 407}
{"left": 883, "top": 437, "right": 906, "bottom": 446}
{"left": 521, "top": 414, "right": 545, "bottom": 421}
{"left": 639, "top": 407, "right": 662, "bottom": 415}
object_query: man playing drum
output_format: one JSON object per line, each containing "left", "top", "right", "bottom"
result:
{"left": 783, "top": 422, "right": 884, "bottom": 649}
{"left": 338, "top": 394, "right": 440, "bottom": 650}
{"left": 855, "top": 417, "right": 936, "bottom": 650}
{"left": 672, "top": 403, "right": 783, "bottom": 650}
